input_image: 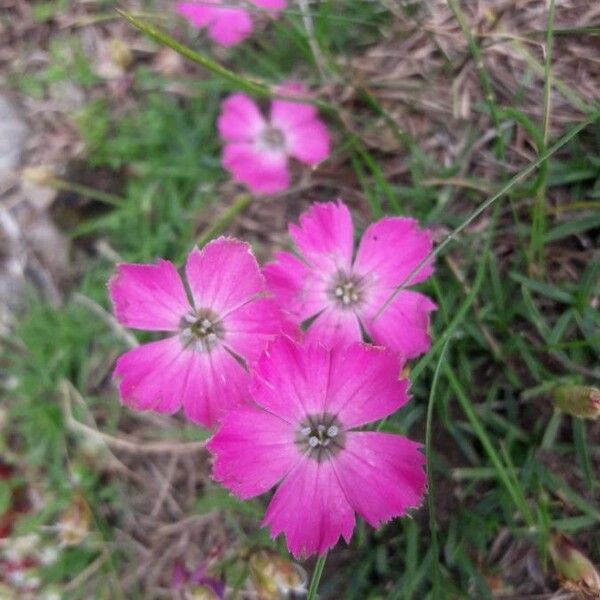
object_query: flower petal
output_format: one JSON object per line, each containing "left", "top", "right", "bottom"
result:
{"left": 223, "top": 297, "right": 297, "bottom": 363}
{"left": 185, "top": 239, "right": 264, "bottom": 317}
{"left": 363, "top": 290, "right": 436, "bottom": 360}
{"left": 262, "top": 457, "right": 355, "bottom": 558}
{"left": 251, "top": 335, "right": 331, "bottom": 423}
{"left": 109, "top": 260, "right": 190, "bottom": 331}
{"left": 218, "top": 94, "right": 266, "bottom": 143}
{"left": 324, "top": 343, "right": 409, "bottom": 428}
{"left": 269, "top": 84, "right": 330, "bottom": 166}
{"left": 181, "top": 345, "right": 250, "bottom": 427}
{"left": 286, "top": 118, "right": 330, "bottom": 166}
{"left": 114, "top": 337, "right": 249, "bottom": 427}
{"left": 222, "top": 143, "right": 289, "bottom": 194}
{"left": 262, "top": 251, "right": 328, "bottom": 323}
{"left": 208, "top": 7, "right": 253, "bottom": 47}
{"left": 176, "top": 1, "right": 216, "bottom": 27}
{"left": 354, "top": 217, "right": 434, "bottom": 287}
{"left": 271, "top": 82, "right": 318, "bottom": 132}
{"left": 333, "top": 432, "right": 426, "bottom": 528}
{"left": 303, "top": 306, "right": 362, "bottom": 348}
{"left": 208, "top": 404, "right": 300, "bottom": 498}
{"left": 288, "top": 201, "right": 354, "bottom": 274}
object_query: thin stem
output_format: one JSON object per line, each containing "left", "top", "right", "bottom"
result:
{"left": 425, "top": 340, "right": 449, "bottom": 599}
{"left": 374, "top": 111, "right": 600, "bottom": 319}
{"left": 307, "top": 553, "right": 328, "bottom": 600}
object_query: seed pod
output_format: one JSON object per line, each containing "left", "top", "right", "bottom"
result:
{"left": 554, "top": 385, "right": 600, "bottom": 419}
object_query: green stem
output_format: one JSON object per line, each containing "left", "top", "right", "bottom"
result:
{"left": 196, "top": 194, "right": 252, "bottom": 247}
{"left": 425, "top": 340, "right": 449, "bottom": 599}
{"left": 307, "top": 553, "right": 328, "bottom": 600}
{"left": 49, "top": 177, "right": 124, "bottom": 206}
{"left": 116, "top": 9, "right": 269, "bottom": 97}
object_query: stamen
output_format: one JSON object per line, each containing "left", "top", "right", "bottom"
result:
{"left": 295, "top": 413, "right": 345, "bottom": 461}
{"left": 180, "top": 308, "right": 224, "bottom": 353}
{"left": 329, "top": 272, "right": 364, "bottom": 309}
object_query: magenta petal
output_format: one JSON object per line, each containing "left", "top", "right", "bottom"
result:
{"left": 114, "top": 338, "right": 249, "bottom": 427}
{"left": 289, "top": 201, "right": 354, "bottom": 274}
{"left": 324, "top": 343, "right": 409, "bottom": 428}
{"left": 185, "top": 239, "right": 264, "bottom": 317}
{"left": 263, "top": 251, "right": 328, "bottom": 323}
{"left": 251, "top": 336, "right": 331, "bottom": 423}
{"left": 334, "top": 432, "right": 426, "bottom": 528}
{"left": 262, "top": 458, "right": 355, "bottom": 558}
{"left": 303, "top": 306, "right": 362, "bottom": 348}
{"left": 224, "top": 297, "right": 297, "bottom": 363}
{"left": 181, "top": 346, "right": 250, "bottom": 427}
{"left": 218, "top": 94, "right": 265, "bottom": 143}
{"left": 271, "top": 82, "right": 318, "bottom": 132}
{"left": 287, "top": 118, "right": 330, "bottom": 166}
{"left": 176, "top": 2, "right": 216, "bottom": 28}
{"left": 222, "top": 143, "right": 289, "bottom": 194}
{"left": 208, "top": 404, "right": 299, "bottom": 498}
{"left": 364, "top": 291, "right": 436, "bottom": 360}
{"left": 109, "top": 260, "right": 190, "bottom": 331}
{"left": 208, "top": 7, "right": 253, "bottom": 47}
{"left": 114, "top": 337, "right": 189, "bottom": 414}
{"left": 354, "top": 217, "right": 434, "bottom": 287}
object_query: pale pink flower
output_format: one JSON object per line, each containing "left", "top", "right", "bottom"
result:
{"left": 218, "top": 83, "right": 330, "bottom": 195}
{"left": 263, "top": 200, "right": 436, "bottom": 360}
{"left": 176, "top": 0, "right": 286, "bottom": 47}
{"left": 109, "top": 238, "right": 292, "bottom": 428}
{"left": 208, "top": 336, "right": 426, "bottom": 558}
{"left": 175, "top": 0, "right": 287, "bottom": 47}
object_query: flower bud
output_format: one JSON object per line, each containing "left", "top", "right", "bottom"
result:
{"left": 21, "top": 166, "right": 55, "bottom": 187}
{"left": 549, "top": 533, "right": 600, "bottom": 592}
{"left": 249, "top": 549, "right": 307, "bottom": 599}
{"left": 57, "top": 493, "right": 91, "bottom": 546}
{"left": 554, "top": 385, "right": 600, "bottom": 419}
{"left": 108, "top": 39, "right": 133, "bottom": 71}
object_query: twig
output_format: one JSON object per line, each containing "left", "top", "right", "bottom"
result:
{"left": 60, "top": 380, "right": 207, "bottom": 454}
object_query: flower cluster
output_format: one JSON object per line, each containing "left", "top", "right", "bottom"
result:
{"left": 107, "top": 0, "right": 438, "bottom": 563}
{"left": 177, "top": 0, "right": 287, "bottom": 47}
{"left": 109, "top": 199, "right": 435, "bottom": 558}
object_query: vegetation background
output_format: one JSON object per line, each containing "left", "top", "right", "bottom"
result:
{"left": 0, "top": 0, "right": 598, "bottom": 598}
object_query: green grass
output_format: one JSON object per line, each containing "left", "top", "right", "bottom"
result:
{"left": 1, "top": 0, "right": 599, "bottom": 598}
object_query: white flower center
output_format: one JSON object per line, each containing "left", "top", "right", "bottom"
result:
{"left": 330, "top": 272, "right": 364, "bottom": 309}
{"left": 296, "top": 414, "right": 344, "bottom": 461}
{"left": 260, "top": 125, "right": 286, "bottom": 151}
{"left": 180, "top": 309, "right": 224, "bottom": 352}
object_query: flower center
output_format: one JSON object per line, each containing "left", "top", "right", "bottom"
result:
{"left": 329, "top": 272, "right": 364, "bottom": 309}
{"left": 260, "top": 125, "right": 286, "bottom": 150}
{"left": 296, "top": 413, "right": 345, "bottom": 461}
{"left": 180, "top": 308, "right": 224, "bottom": 352}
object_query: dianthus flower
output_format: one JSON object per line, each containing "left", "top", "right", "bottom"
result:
{"left": 208, "top": 336, "right": 426, "bottom": 558}
{"left": 109, "top": 238, "right": 291, "bottom": 427}
{"left": 218, "top": 82, "right": 330, "bottom": 194}
{"left": 263, "top": 200, "right": 436, "bottom": 360}
{"left": 177, "top": 0, "right": 286, "bottom": 47}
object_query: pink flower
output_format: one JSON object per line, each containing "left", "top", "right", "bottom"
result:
{"left": 263, "top": 200, "right": 436, "bottom": 360}
{"left": 217, "top": 83, "right": 330, "bottom": 195}
{"left": 109, "top": 238, "right": 292, "bottom": 428}
{"left": 176, "top": 0, "right": 286, "bottom": 48}
{"left": 207, "top": 336, "right": 426, "bottom": 558}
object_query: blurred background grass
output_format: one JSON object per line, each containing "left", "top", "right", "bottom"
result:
{"left": 0, "top": 0, "right": 599, "bottom": 598}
